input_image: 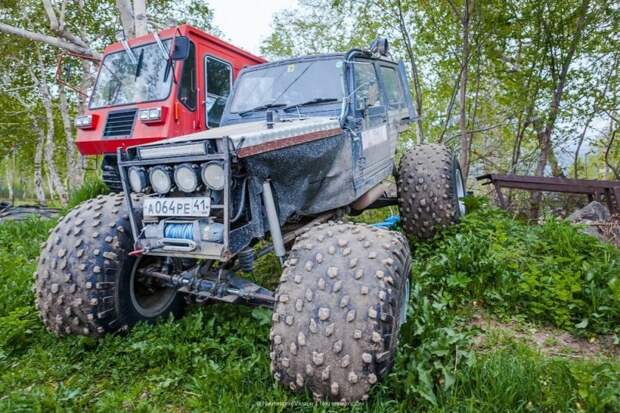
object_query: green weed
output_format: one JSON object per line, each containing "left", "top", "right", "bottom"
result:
{"left": 65, "top": 179, "right": 110, "bottom": 210}
{"left": 413, "top": 204, "right": 620, "bottom": 337}
{"left": 0, "top": 200, "right": 618, "bottom": 411}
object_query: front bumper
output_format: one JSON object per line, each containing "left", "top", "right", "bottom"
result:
{"left": 117, "top": 138, "right": 234, "bottom": 261}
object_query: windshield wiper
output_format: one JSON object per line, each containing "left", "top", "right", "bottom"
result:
{"left": 283, "top": 98, "right": 339, "bottom": 111}
{"left": 134, "top": 49, "right": 145, "bottom": 79}
{"left": 238, "top": 103, "right": 286, "bottom": 116}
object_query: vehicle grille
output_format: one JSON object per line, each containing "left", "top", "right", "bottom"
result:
{"left": 103, "top": 109, "right": 136, "bottom": 137}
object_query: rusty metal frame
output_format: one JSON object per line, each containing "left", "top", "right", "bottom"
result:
{"left": 477, "top": 174, "right": 620, "bottom": 214}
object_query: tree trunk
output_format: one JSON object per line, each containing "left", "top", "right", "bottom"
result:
{"left": 458, "top": 0, "right": 472, "bottom": 181}
{"left": 604, "top": 118, "right": 619, "bottom": 179}
{"left": 396, "top": 0, "right": 424, "bottom": 143}
{"left": 573, "top": 115, "right": 593, "bottom": 178}
{"left": 0, "top": 22, "right": 99, "bottom": 59}
{"left": 530, "top": 0, "right": 590, "bottom": 217}
{"left": 437, "top": 69, "right": 462, "bottom": 143}
{"left": 46, "top": 166, "right": 56, "bottom": 202}
{"left": 134, "top": 0, "right": 148, "bottom": 36}
{"left": 5, "top": 158, "right": 14, "bottom": 203}
{"left": 59, "top": 86, "right": 84, "bottom": 189}
{"left": 510, "top": 108, "right": 531, "bottom": 174}
{"left": 116, "top": 0, "right": 136, "bottom": 38}
{"left": 34, "top": 131, "right": 46, "bottom": 205}
{"left": 34, "top": 56, "right": 68, "bottom": 205}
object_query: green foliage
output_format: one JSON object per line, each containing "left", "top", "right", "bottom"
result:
{"left": 414, "top": 204, "right": 620, "bottom": 336}
{"left": 0, "top": 204, "right": 618, "bottom": 411}
{"left": 437, "top": 340, "right": 620, "bottom": 412}
{"left": 65, "top": 178, "right": 110, "bottom": 210}
{"left": 261, "top": 0, "right": 620, "bottom": 184}
{"left": 0, "top": 217, "right": 55, "bottom": 316}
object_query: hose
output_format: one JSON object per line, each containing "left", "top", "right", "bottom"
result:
{"left": 231, "top": 177, "right": 248, "bottom": 223}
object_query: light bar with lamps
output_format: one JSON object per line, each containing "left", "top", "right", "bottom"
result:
{"left": 138, "top": 142, "right": 207, "bottom": 159}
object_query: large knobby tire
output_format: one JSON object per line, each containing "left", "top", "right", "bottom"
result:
{"left": 270, "top": 222, "right": 411, "bottom": 402}
{"left": 397, "top": 144, "right": 466, "bottom": 240}
{"left": 34, "top": 193, "right": 184, "bottom": 337}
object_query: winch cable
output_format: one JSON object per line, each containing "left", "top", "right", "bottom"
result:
{"left": 164, "top": 223, "right": 194, "bottom": 240}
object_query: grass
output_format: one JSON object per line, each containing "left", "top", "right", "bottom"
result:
{"left": 0, "top": 195, "right": 618, "bottom": 412}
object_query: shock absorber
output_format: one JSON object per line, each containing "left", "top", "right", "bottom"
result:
{"left": 238, "top": 248, "right": 255, "bottom": 273}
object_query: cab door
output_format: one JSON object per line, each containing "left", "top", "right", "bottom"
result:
{"left": 376, "top": 63, "right": 410, "bottom": 156}
{"left": 203, "top": 55, "right": 232, "bottom": 128}
{"left": 176, "top": 41, "right": 199, "bottom": 132}
{"left": 352, "top": 59, "right": 391, "bottom": 190}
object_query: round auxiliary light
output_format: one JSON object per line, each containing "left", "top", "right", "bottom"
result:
{"left": 128, "top": 166, "right": 148, "bottom": 193}
{"left": 174, "top": 163, "right": 200, "bottom": 193}
{"left": 201, "top": 162, "right": 225, "bottom": 191}
{"left": 149, "top": 166, "right": 173, "bottom": 194}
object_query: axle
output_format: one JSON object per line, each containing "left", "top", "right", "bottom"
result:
{"left": 138, "top": 266, "right": 275, "bottom": 308}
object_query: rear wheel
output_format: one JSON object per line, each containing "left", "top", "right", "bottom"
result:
{"left": 397, "top": 144, "right": 466, "bottom": 240}
{"left": 34, "top": 194, "right": 185, "bottom": 337}
{"left": 270, "top": 222, "right": 412, "bottom": 402}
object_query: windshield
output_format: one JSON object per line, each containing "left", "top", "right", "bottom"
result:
{"left": 90, "top": 39, "right": 172, "bottom": 109}
{"left": 229, "top": 58, "right": 344, "bottom": 113}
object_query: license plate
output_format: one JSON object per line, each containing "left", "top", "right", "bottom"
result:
{"left": 143, "top": 197, "right": 211, "bottom": 217}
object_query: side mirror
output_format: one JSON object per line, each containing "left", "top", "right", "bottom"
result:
{"left": 172, "top": 36, "right": 190, "bottom": 61}
{"left": 356, "top": 96, "right": 367, "bottom": 111}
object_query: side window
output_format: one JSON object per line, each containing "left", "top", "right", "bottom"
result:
{"left": 178, "top": 42, "right": 197, "bottom": 110}
{"left": 353, "top": 61, "right": 382, "bottom": 110}
{"left": 379, "top": 65, "right": 405, "bottom": 108}
{"left": 205, "top": 56, "right": 232, "bottom": 128}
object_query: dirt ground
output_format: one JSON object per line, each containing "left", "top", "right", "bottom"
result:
{"left": 470, "top": 312, "right": 619, "bottom": 358}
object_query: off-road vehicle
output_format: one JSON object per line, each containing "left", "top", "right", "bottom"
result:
{"left": 35, "top": 39, "right": 466, "bottom": 402}
{"left": 71, "top": 24, "right": 265, "bottom": 191}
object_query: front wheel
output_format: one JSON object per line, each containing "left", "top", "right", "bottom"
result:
{"left": 270, "top": 222, "right": 412, "bottom": 402}
{"left": 34, "top": 194, "right": 185, "bottom": 337}
{"left": 396, "top": 144, "right": 466, "bottom": 240}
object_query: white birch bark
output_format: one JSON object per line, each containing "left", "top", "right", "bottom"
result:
{"left": 133, "top": 0, "right": 148, "bottom": 37}
{"left": 59, "top": 86, "right": 84, "bottom": 189}
{"left": 116, "top": 0, "right": 136, "bottom": 38}
{"left": 32, "top": 57, "right": 68, "bottom": 205}
{"left": 34, "top": 130, "right": 46, "bottom": 205}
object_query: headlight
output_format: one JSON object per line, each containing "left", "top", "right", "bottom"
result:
{"left": 138, "top": 107, "right": 162, "bottom": 123}
{"left": 201, "top": 162, "right": 225, "bottom": 191}
{"left": 149, "top": 108, "right": 161, "bottom": 120}
{"left": 128, "top": 167, "right": 148, "bottom": 193}
{"left": 174, "top": 163, "right": 200, "bottom": 193}
{"left": 149, "top": 166, "right": 173, "bottom": 194}
{"left": 75, "top": 115, "right": 93, "bottom": 129}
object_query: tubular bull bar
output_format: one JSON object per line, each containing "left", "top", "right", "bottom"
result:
{"left": 117, "top": 137, "right": 234, "bottom": 260}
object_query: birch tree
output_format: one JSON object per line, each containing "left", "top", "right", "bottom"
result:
{"left": 33, "top": 53, "right": 68, "bottom": 204}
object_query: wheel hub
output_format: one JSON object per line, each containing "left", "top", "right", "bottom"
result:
{"left": 129, "top": 257, "right": 178, "bottom": 318}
